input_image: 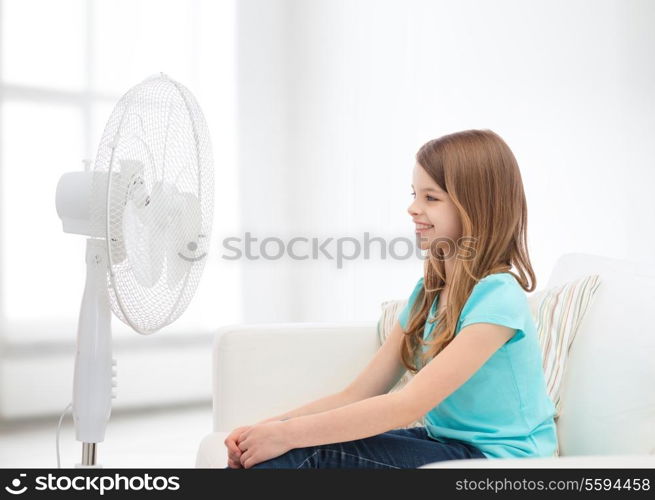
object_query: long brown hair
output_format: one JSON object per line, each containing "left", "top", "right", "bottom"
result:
{"left": 401, "top": 129, "right": 536, "bottom": 374}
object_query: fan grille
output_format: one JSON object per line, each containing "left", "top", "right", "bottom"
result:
{"left": 90, "top": 73, "right": 213, "bottom": 334}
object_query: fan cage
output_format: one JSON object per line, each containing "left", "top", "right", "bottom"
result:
{"left": 89, "top": 73, "right": 214, "bottom": 334}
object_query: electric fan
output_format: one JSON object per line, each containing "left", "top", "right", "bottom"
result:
{"left": 54, "top": 72, "right": 213, "bottom": 467}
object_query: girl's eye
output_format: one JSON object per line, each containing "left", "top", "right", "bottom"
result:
{"left": 410, "top": 192, "right": 437, "bottom": 201}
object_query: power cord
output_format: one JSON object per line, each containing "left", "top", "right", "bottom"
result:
{"left": 56, "top": 402, "right": 72, "bottom": 468}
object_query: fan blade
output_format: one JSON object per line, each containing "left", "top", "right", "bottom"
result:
{"left": 166, "top": 191, "right": 203, "bottom": 290}
{"left": 110, "top": 159, "right": 148, "bottom": 265}
{"left": 122, "top": 198, "right": 164, "bottom": 288}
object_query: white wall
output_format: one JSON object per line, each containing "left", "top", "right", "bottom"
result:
{"left": 236, "top": 0, "right": 655, "bottom": 324}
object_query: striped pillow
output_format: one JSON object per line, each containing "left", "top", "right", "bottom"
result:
{"left": 529, "top": 274, "right": 602, "bottom": 457}
{"left": 377, "top": 274, "right": 602, "bottom": 443}
{"left": 531, "top": 275, "right": 601, "bottom": 421}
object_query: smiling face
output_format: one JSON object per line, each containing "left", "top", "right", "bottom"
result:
{"left": 408, "top": 162, "right": 463, "bottom": 253}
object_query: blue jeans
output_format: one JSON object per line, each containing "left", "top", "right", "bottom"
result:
{"left": 225, "top": 426, "right": 487, "bottom": 469}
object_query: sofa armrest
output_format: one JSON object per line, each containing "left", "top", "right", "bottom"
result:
{"left": 196, "top": 431, "right": 230, "bottom": 468}
{"left": 211, "top": 322, "right": 379, "bottom": 433}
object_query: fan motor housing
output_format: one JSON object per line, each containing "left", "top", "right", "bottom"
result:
{"left": 55, "top": 171, "right": 106, "bottom": 237}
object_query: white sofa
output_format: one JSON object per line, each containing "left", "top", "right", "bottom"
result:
{"left": 196, "top": 253, "right": 655, "bottom": 468}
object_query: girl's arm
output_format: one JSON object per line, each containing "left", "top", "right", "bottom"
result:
{"left": 257, "top": 318, "right": 410, "bottom": 425}
{"left": 282, "top": 321, "right": 516, "bottom": 448}
{"left": 282, "top": 392, "right": 411, "bottom": 449}
{"left": 254, "top": 389, "right": 364, "bottom": 424}
{"left": 226, "top": 390, "right": 363, "bottom": 467}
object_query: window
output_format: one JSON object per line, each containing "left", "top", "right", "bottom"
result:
{"left": 0, "top": 0, "right": 240, "bottom": 344}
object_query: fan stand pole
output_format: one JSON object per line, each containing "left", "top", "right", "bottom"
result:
{"left": 73, "top": 238, "right": 114, "bottom": 468}
{"left": 82, "top": 443, "right": 98, "bottom": 466}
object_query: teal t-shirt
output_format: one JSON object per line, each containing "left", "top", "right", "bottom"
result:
{"left": 397, "top": 272, "right": 558, "bottom": 459}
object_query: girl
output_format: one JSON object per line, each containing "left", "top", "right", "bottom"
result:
{"left": 224, "top": 129, "right": 558, "bottom": 469}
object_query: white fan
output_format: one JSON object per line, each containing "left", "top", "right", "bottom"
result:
{"left": 55, "top": 73, "right": 213, "bottom": 467}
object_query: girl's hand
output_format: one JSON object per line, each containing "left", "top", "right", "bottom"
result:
{"left": 224, "top": 425, "right": 251, "bottom": 468}
{"left": 237, "top": 421, "right": 293, "bottom": 469}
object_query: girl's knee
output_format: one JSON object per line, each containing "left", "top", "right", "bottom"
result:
{"left": 250, "top": 446, "right": 319, "bottom": 469}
